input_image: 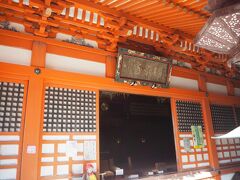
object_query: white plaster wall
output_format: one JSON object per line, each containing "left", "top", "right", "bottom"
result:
{"left": 0, "top": 134, "right": 20, "bottom": 180}
{"left": 0, "top": 169, "right": 17, "bottom": 180}
{"left": 221, "top": 173, "right": 235, "bottom": 180}
{"left": 206, "top": 82, "right": 227, "bottom": 95}
{"left": 56, "top": 33, "right": 72, "bottom": 41}
{"left": 0, "top": 45, "right": 31, "bottom": 66}
{"left": 234, "top": 88, "right": 240, "bottom": 96}
{"left": 170, "top": 76, "right": 198, "bottom": 90}
{"left": 46, "top": 53, "right": 106, "bottom": 77}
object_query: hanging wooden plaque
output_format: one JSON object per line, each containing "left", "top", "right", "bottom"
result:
{"left": 115, "top": 48, "right": 172, "bottom": 88}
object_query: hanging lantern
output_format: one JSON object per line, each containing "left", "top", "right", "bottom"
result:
{"left": 195, "top": 4, "right": 240, "bottom": 55}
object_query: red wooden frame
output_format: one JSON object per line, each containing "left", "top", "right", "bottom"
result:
{"left": 0, "top": 30, "right": 240, "bottom": 179}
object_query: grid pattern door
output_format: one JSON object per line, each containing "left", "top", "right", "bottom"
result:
{"left": 234, "top": 106, "right": 240, "bottom": 126}
{"left": 0, "top": 79, "right": 27, "bottom": 180}
{"left": 39, "top": 85, "right": 98, "bottom": 179}
{"left": 176, "top": 100, "right": 205, "bottom": 132}
{"left": 210, "top": 104, "right": 237, "bottom": 132}
{"left": 173, "top": 99, "right": 210, "bottom": 170}
{"left": 210, "top": 104, "right": 240, "bottom": 165}
{"left": 43, "top": 87, "right": 96, "bottom": 132}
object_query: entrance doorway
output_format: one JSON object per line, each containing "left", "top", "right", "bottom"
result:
{"left": 100, "top": 91, "right": 177, "bottom": 178}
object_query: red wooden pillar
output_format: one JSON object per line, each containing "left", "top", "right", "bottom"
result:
{"left": 202, "top": 97, "right": 219, "bottom": 170}
{"left": 20, "top": 76, "right": 44, "bottom": 180}
{"left": 170, "top": 98, "right": 183, "bottom": 172}
{"left": 198, "top": 74, "right": 220, "bottom": 175}
{"left": 31, "top": 41, "right": 47, "bottom": 68}
{"left": 226, "top": 80, "right": 234, "bottom": 96}
{"left": 21, "top": 41, "right": 46, "bottom": 180}
{"left": 105, "top": 55, "right": 116, "bottom": 78}
{"left": 198, "top": 74, "right": 207, "bottom": 92}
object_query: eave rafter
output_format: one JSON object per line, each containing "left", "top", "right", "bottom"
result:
{"left": 0, "top": 0, "right": 238, "bottom": 78}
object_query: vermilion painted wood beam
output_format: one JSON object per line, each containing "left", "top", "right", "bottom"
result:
{"left": 209, "top": 93, "right": 240, "bottom": 105}
{"left": 2, "top": 0, "right": 229, "bottom": 74}
{"left": 169, "top": 21, "right": 206, "bottom": 28}
{"left": 161, "top": 0, "right": 208, "bottom": 19}
{"left": 170, "top": 98, "right": 182, "bottom": 172}
{"left": 134, "top": 4, "right": 174, "bottom": 18}
{"left": 120, "top": 0, "right": 158, "bottom": 12}
{"left": 105, "top": 55, "right": 116, "bottom": 78}
{"left": 175, "top": 0, "right": 206, "bottom": 7}
{"left": 0, "top": 62, "right": 207, "bottom": 99}
{"left": 101, "top": 0, "right": 114, "bottom": 6}
{"left": 0, "top": 29, "right": 114, "bottom": 65}
{"left": 31, "top": 41, "right": 47, "bottom": 68}
{"left": 144, "top": 10, "right": 193, "bottom": 21}
{"left": 198, "top": 74, "right": 207, "bottom": 92}
{"left": 149, "top": 14, "right": 205, "bottom": 23}
{"left": 20, "top": 76, "right": 44, "bottom": 180}
{"left": 69, "top": 0, "right": 193, "bottom": 39}
{"left": 201, "top": 97, "right": 220, "bottom": 171}
{"left": 1, "top": 0, "right": 227, "bottom": 74}
{"left": 114, "top": 0, "right": 145, "bottom": 11}
{"left": 226, "top": 80, "right": 235, "bottom": 96}
{"left": 108, "top": 0, "right": 129, "bottom": 8}
{"left": 1, "top": 29, "right": 240, "bottom": 88}
{"left": 128, "top": 1, "right": 161, "bottom": 14}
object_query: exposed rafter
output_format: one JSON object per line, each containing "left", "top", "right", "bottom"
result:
{"left": 0, "top": 0, "right": 239, "bottom": 78}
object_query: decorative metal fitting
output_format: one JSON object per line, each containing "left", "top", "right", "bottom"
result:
{"left": 34, "top": 68, "right": 41, "bottom": 75}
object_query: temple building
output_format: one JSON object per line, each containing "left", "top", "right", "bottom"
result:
{"left": 0, "top": 0, "right": 240, "bottom": 179}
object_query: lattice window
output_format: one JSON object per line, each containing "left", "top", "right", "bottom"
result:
{"left": 0, "top": 81, "right": 24, "bottom": 132}
{"left": 176, "top": 100, "right": 204, "bottom": 132}
{"left": 210, "top": 104, "right": 236, "bottom": 132}
{"left": 43, "top": 87, "right": 96, "bottom": 132}
{"left": 234, "top": 107, "right": 240, "bottom": 126}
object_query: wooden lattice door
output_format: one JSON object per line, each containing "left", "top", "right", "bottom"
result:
{"left": 0, "top": 78, "right": 28, "bottom": 180}
{"left": 38, "top": 83, "right": 99, "bottom": 179}
{"left": 171, "top": 98, "right": 211, "bottom": 171}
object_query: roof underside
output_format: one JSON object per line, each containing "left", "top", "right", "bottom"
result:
{"left": 95, "top": 0, "right": 210, "bottom": 36}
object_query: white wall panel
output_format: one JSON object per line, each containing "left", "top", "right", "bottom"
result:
{"left": 40, "top": 166, "right": 54, "bottom": 176}
{"left": 0, "top": 159, "right": 17, "bottom": 165}
{"left": 221, "top": 173, "right": 234, "bottom": 180}
{"left": 206, "top": 83, "right": 227, "bottom": 95}
{"left": 0, "top": 145, "right": 18, "bottom": 155}
{"left": 42, "top": 144, "right": 54, "bottom": 154}
{"left": 0, "top": 45, "right": 31, "bottom": 66}
{"left": 170, "top": 76, "right": 198, "bottom": 90}
{"left": 56, "top": 33, "right": 72, "bottom": 41}
{"left": 46, "top": 53, "right": 105, "bottom": 77}
{"left": 0, "top": 135, "right": 19, "bottom": 141}
{"left": 0, "top": 168, "right": 17, "bottom": 179}
{"left": 234, "top": 88, "right": 240, "bottom": 96}
{"left": 72, "top": 164, "right": 83, "bottom": 174}
{"left": 57, "top": 165, "right": 69, "bottom": 175}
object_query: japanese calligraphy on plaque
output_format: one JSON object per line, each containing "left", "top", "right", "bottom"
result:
{"left": 115, "top": 48, "right": 172, "bottom": 88}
